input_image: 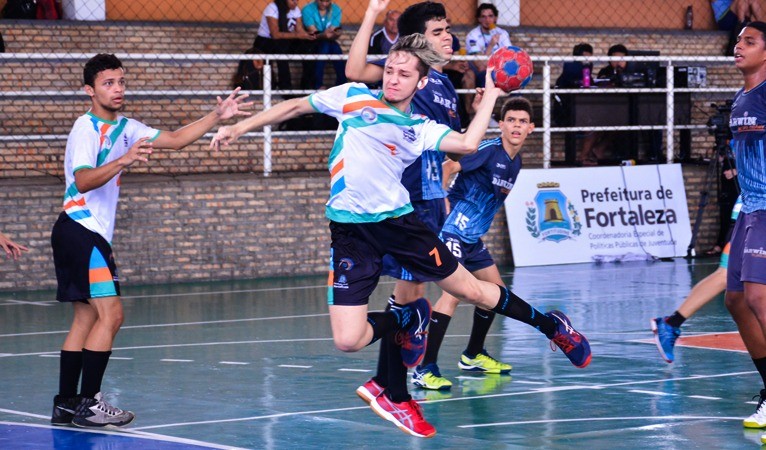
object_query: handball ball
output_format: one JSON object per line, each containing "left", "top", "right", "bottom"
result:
{"left": 488, "top": 46, "right": 534, "bottom": 92}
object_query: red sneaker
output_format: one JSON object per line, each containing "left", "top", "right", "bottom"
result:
{"left": 356, "top": 378, "right": 384, "bottom": 404}
{"left": 370, "top": 393, "right": 436, "bottom": 438}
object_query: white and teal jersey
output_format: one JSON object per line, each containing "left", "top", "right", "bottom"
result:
{"left": 309, "top": 83, "right": 452, "bottom": 223}
{"left": 62, "top": 111, "right": 160, "bottom": 243}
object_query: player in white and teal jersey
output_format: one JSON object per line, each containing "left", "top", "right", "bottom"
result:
{"left": 719, "top": 22, "right": 766, "bottom": 435}
{"left": 211, "top": 34, "right": 591, "bottom": 438}
{"left": 50, "top": 53, "right": 251, "bottom": 429}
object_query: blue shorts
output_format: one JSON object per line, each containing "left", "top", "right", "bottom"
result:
{"left": 381, "top": 198, "right": 447, "bottom": 281}
{"left": 727, "top": 210, "right": 766, "bottom": 292}
{"left": 328, "top": 213, "right": 459, "bottom": 306}
{"left": 439, "top": 231, "right": 494, "bottom": 272}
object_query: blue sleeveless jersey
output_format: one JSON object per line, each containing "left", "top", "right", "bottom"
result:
{"left": 442, "top": 138, "right": 522, "bottom": 242}
{"left": 730, "top": 80, "right": 766, "bottom": 213}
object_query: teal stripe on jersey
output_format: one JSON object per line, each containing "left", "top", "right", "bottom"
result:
{"left": 68, "top": 210, "right": 92, "bottom": 221}
{"left": 96, "top": 118, "right": 128, "bottom": 167}
{"left": 326, "top": 203, "right": 413, "bottom": 224}
{"left": 347, "top": 85, "right": 371, "bottom": 98}
{"left": 64, "top": 182, "right": 80, "bottom": 201}
{"left": 434, "top": 128, "right": 451, "bottom": 153}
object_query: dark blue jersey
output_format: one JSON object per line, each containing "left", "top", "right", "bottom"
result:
{"left": 373, "top": 59, "right": 461, "bottom": 201}
{"left": 443, "top": 137, "right": 522, "bottom": 242}
{"left": 730, "top": 80, "right": 766, "bottom": 213}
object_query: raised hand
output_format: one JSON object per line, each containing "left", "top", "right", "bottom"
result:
{"left": 215, "top": 87, "right": 254, "bottom": 121}
{"left": 121, "top": 137, "right": 153, "bottom": 166}
{"left": 367, "top": 0, "right": 390, "bottom": 15}
{"left": 210, "top": 125, "right": 241, "bottom": 152}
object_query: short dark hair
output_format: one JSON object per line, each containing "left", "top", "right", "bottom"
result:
{"left": 499, "top": 97, "right": 533, "bottom": 122}
{"left": 83, "top": 53, "right": 123, "bottom": 87}
{"left": 476, "top": 3, "right": 498, "bottom": 19}
{"left": 573, "top": 43, "right": 593, "bottom": 56}
{"left": 744, "top": 21, "right": 766, "bottom": 45}
{"left": 608, "top": 44, "right": 628, "bottom": 56}
{"left": 398, "top": 2, "right": 446, "bottom": 37}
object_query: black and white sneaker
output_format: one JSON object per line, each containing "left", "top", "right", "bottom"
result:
{"left": 51, "top": 395, "right": 80, "bottom": 426}
{"left": 71, "top": 392, "right": 135, "bottom": 428}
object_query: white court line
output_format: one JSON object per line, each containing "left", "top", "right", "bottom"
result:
{"left": 629, "top": 389, "right": 676, "bottom": 396}
{"left": 0, "top": 312, "right": 330, "bottom": 338}
{"left": 38, "top": 354, "right": 59, "bottom": 358}
{"left": 279, "top": 364, "right": 312, "bottom": 369}
{"left": 160, "top": 359, "right": 194, "bottom": 362}
{"left": 0, "top": 300, "right": 54, "bottom": 306}
{"left": 458, "top": 415, "right": 745, "bottom": 429}
{"left": 0, "top": 421, "right": 248, "bottom": 450}
{"left": 338, "top": 368, "right": 371, "bottom": 373}
{"left": 219, "top": 361, "right": 249, "bottom": 365}
{"left": 689, "top": 395, "right": 722, "bottom": 400}
{"left": 131, "top": 370, "right": 756, "bottom": 431}
{"left": 512, "top": 380, "right": 547, "bottom": 385}
{"left": 0, "top": 337, "right": 334, "bottom": 358}
{"left": 0, "top": 408, "right": 48, "bottom": 420}
{"left": 110, "top": 356, "right": 134, "bottom": 360}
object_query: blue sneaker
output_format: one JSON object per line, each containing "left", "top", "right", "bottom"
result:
{"left": 396, "top": 298, "right": 431, "bottom": 368}
{"left": 547, "top": 310, "right": 592, "bottom": 368}
{"left": 651, "top": 317, "right": 681, "bottom": 363}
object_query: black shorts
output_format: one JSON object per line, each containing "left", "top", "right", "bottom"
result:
{"left": 51, "top": 212, "right": 120, "bottom": 302}
{"left": 328, "top": 213, "right": 459, "bottom": 306}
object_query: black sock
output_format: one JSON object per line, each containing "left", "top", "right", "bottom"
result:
{"left": 373, "top": 297, "right": 403, "bottom": 387}
{"left": 385, "top": 331, "right": 411, "bottom": 403}
{"left": 465, "top": 307, "right": 495, "bottom": 357}
{"left": 754, "top": 357, "right": 766, "bottom": 390}
{"left": 491, "top": 285, "right": 556, "bottom": 338}
{"left": 80, "top": 349, "right": 111, "bottom": 399}
{"left": 420, "top": 311, "right": 451, "bottom": 367}
{"left": 665, "top": 311, "right": 686, "bottom": 328}
{"left": 58, "top": 350, "right": 83, "bottom": 398}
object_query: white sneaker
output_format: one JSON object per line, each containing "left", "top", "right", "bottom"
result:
{"left": 745, "top": 389, "right": 766, "bottom": 428}
{"left": 72, "top": 392, "right": 135, "bottom": 428}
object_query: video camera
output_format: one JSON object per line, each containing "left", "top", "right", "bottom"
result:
{"left": 707, "top": 101, "right": 733, "bottom": 151}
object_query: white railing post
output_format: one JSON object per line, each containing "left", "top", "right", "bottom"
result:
{"left": 263, "top": 60, "right": 273, "bottom": 176}
{"left": 542, "top": 62, "right": 552, "bottom": 169}
{"left": 665, "top": 60, "right": 675, "bottom": 164}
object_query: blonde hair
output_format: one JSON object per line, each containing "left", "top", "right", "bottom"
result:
{"left": 389, "top": 33, "right": 445, "bottom": 77}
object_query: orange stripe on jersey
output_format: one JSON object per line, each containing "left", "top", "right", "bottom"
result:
{"left": 63, "top": 197, "right": 86, "bottom": 210}
{"left": 330, "top": 159, "right": 344, "bottom": 178}
{"left": 99, "top": 123, "right": 110, "bottom": 147}
{"left": 89, "top": 267, "right": 113, "bottom": 284}
{"left": 342, "top": 100, "right": 387, "bottom": 114}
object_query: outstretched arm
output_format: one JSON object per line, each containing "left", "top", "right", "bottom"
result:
{"left": 345, "top": 0, "right": 388, "bottom": 83}
{"left": 210, "top": 96, "right": 315, "bottom": 150}
{"left": 440, "top": 72, "right": 503, "bottom": 156}
{"left": 0, "top": 232, "right": 28, "bottom": 260}
{"left": 153, "top": 88, "right": 253, "bottom": 150}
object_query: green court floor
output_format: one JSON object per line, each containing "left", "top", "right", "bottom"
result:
{"left": 0, "top": 258, "right": 761, "bottom": 449}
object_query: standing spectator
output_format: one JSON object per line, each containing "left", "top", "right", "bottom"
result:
{"left": 302, "top": 0, "right": 346, "bottom": 89}
{"left": 255, "top": 0, "right": 316, "bottom": 92}
{"left": 368, "top": 9, "right": 400, "bottom": 55}
{"left": 465, "top": 3, "right": 512, "bottom": 88}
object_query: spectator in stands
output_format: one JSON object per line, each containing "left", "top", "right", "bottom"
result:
{"left": 368, "top": 9, "right": 400, "bottom": 55}
{"left": 465, "top": 3, "right": 512, "bottom": 88}
{"left": 555, "top": 42, "right": 594, "bottom": 88}
{"left": 255, "top": 0, "right": 316, "bottom": 92}
{"left": 232, "top": 47, "right": 265, "bottom": 91}
{"left": 712, "top": 0, "right": 764, "bottom": 55}
{"left": 443, "top": 32, "right": 475, "bottom": 127}
{"left": 0, "top": 231, "right": 27, "bottom": 260}
{"left": 302, "top": 0, "right": 346, "bottom": 89}
{"left": 596, "top": 44, "right": 628, "bottom": 83}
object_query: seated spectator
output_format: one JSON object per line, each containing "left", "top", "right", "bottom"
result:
{"left": 578, "top": 44, "right": 629, "bottom": 165}
{"left": 232, "top": 47, "right": 265, "bottom": 91}
{"left": 302, "top": 0, "right": 346, "bottom": 89}
{"left": 553, "top": 43, "right": 593, "bottom": 162}
{"left": 443, "top": 33, "right": 475, "bottom": 128}
{"left": 465, "top": 3, "right": 512, "bottom": 88}
{"left": 555, "top": 42, "right": 593, "bottom": 89}
{"left": 368, "top": 9, "right": 400, "bottom": 55}
{"left": 596, "top": 44, "right": 627, "bottom": 85}
{"left": 254, "top": 0, "right": 316, "bottom": 92}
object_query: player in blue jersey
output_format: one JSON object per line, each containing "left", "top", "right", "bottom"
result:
{"left": 211, "top": 35, "right": 591, "bottom": 438}
{"left": 347, "top": 0, "right": 513, "bottom": 401}
{"left": 412, "top": 97, "right": 541, "bottom": 389}
{"left": 720, "top": 22, "right": 766, "bottom": 434}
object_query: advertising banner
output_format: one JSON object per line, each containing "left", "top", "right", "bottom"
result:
{"left": 504, "top": 164, "right": 691, "bottom": 266}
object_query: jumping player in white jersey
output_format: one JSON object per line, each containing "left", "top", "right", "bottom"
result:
{"left": 211, "top": 34, "right": 591, "bottom": 438}
{"left": 50, "top": 53, "right": 251, "bottom": 429}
